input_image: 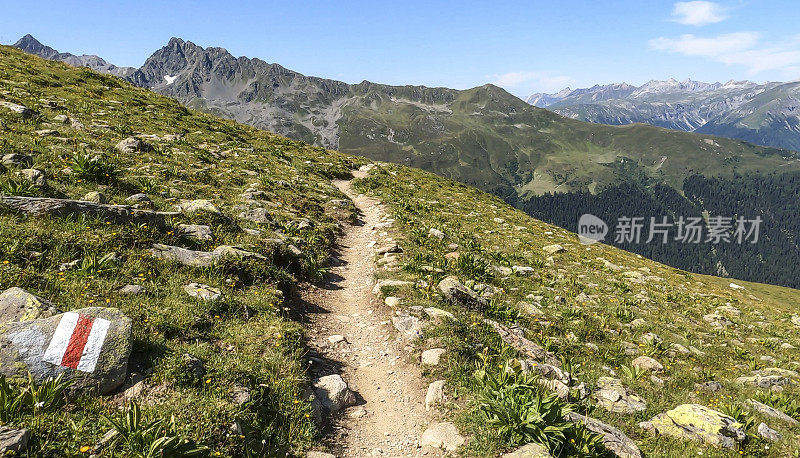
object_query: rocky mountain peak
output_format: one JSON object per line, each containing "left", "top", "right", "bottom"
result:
{"left": 13, "top": 34, "right": 59, "bottom": 59}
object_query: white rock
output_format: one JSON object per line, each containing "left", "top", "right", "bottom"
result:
{"left": 425, "top": 380, "right": 446, "bottom": 411}
{"left": 421, "top": 348, "right": 446, "bottom": 366}
{"left": 420, "top": 422, "right": 464, "bottom": 451}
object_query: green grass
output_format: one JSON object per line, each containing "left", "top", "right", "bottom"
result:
{"left": 354, "top": 164, "right": 800, "bottom": 457}
{"left": 3, "top": 43, "right": 800, "bottom": 457}
{"left": 0, "top": 45, "right": 365, "bottom": 455}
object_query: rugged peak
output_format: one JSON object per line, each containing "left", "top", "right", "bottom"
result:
{"left": 12, "top": 34, "right": 58, "bottom": 59}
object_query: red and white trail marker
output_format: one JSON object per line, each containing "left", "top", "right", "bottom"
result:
{"left": 42, "top": 312, "right": 111, "bottom": 372}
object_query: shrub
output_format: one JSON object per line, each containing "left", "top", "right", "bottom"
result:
{"left": 70, "top": 151, "right": 118, "bottom": 183}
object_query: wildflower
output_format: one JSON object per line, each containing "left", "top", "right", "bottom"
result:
{"left": 80, "top": 445, "right": 92, "bottom": 453}
{"left": 205, "top": 379, "right": 211, "bottom": 384}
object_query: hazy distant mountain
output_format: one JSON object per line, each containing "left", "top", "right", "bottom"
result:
{"left": 13, "top": 34, "right": 136, "bottom": 78}
{"left": 527, "top": 79, "right": 800, "bottom": 151}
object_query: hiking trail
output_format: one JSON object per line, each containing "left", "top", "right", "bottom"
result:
{"left": 302, "top": 171, "right": 442, "bottom": 457}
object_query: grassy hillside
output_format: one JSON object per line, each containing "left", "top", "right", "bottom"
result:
{"left": 339, "top": 84, "right": 800, "bottom": 204}
{"left": 1, "top": 45, "right": 800, "bottom": 457}
{"left": 0, "top": 45, "right": 365, "bottom": 455}
{"left": 354, "top": 165, "right": 800, "bottom": 457}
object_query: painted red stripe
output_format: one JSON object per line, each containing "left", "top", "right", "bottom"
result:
{"left": 60, "top": 314, "right": 94, "bottom": 369}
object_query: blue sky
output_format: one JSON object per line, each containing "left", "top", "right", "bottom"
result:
{"left": 2, "top": 1, "right": 799, "bottom": 96}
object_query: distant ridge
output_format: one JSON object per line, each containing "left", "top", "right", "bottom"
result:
{"left": 526, "top": 79, "right": 800, "bottom": 151}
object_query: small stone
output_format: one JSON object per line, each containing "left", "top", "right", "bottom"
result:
{"left": 313, "top": 374, "right": 356, "bottom": 413}
{"left": 183, "top": 283, "right": 222, "bottom": 301}
{"left": 125, "top": 193, "right": 152, "bottom": 206}
{"left": 17, "top": 169, "right": 46, "bottom": 187}
{"left": 384, "top": 297, "right": 400, "bottom": 308}
{"left": 177, "top": 224, "right": 213, "bottom": 241}
{"left": 542, "top": 244, "right": 565, "bottom": 255}
{"left": 82, "top": 191, "right": 107, "bottom": 204}
{"left": 232, "top": 386, "right": 251, "bottom": 405}
{"left": 425, "top": 380, "right": 446, "bottom": 411}
{"left": 0, "top": 101, "right": 35, "bottom": 118}
{"left": 176, "top": 199, "right": 221, "bottom": 215}
{"left": 631, "top": 356, "right": 663, "bottom": 372}
{"left": 694, "top": 381, "right": 722, "bottom": 392}
{"left": 115, "top": 137, "right": 152, "bottom": 154}
{"left": 2, "top": 153, "right": 33, "bottom": 168}
{"left": 327, "top": 335, "right": 346, "bottom": 345}
{"left": 757, "top": 422, "right": 781, "bottom": 441}
{"left": 420, "top": 422, "right": 464, "bottom": 451}
{"left": 118, "top": 285, "right": 146, "bottom": 295}
{"left": 421, "top": 348, "right": 446, "bottom": 366}
{"left": 423, "top": 307, "right": 454, "bottom": 321}
{"left": 0, "top": 287, "right": 60, "bottom": 324}
{"left": 643, "top": 404, "right": 745, "bottom": 449}
{"left": 428, "top": 228, "right": 445, "bottom": 239}
{"left": 501, "top": 443, "right": 553, "bottom": 458}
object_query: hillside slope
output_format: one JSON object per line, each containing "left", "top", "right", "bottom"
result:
{"left": 1, "top": 46, "right": 800, "bottom": 457}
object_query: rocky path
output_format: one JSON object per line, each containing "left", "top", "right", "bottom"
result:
{"left": 302, "top": 171, "right": 439, "bottom": 457}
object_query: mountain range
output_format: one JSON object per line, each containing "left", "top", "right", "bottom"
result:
{"left": 13, "top": 35, "right": 797, "bottom": 198}
{"left": 527, "top": 78, "right": 800, "bottom": 151}
{"left": 12, "top": 34, "right": 800, "bottom": 287}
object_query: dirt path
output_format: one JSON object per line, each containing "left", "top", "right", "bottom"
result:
{"left": 302, "top": 171, "right": 438, "bottom": 457}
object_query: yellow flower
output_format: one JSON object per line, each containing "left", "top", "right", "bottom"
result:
{"left": 205, "top": 379, "right": 211, "bottom": 384}
{"left": 79, "top": 445, "right": 92, "bottom": 453}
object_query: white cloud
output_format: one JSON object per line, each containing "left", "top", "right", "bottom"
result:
{"left": 649, "top": 32, "right": 800, "bottom": 76}
{"left": 671, "top": 1, "right": 728, "bottom": 26}
{"left": 491, "top": 71, "right": 574, "bottom": 94}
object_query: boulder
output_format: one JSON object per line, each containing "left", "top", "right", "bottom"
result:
{"left": 437, "top": 276, "right": 487, "bottom": 312}
{"left": 0, "top": 426, "right": 29, "bottom": 454}
{"left": 176, "top": 199, "right": 221, "bottom": 215}
{"left": 421, "top": 348, "right": 446, "bottom": 366}
{"left": 420, "top": 422, "right": 464, "bottom": 451}
{"left": 151, "top": 244, "right": 265, "bottom": 267}
{"left": 115, "top": 137, "right": 152, "bottom": 154}
{"left": 640, "top": 404, "right": 745, "bottom": 449}
{"left": 423, "top": 307, "right": 454, "bottom": 321}
{"left": 0, "top": 307, "right": 132, "bottom": 395}
{"left": 594, "top": 377, "right": 647, "bottom": 414}
{"left": 177, "top": 224, "right": 213, "bottom": 241}
{"left": 312, "top": 374, "right": 356, "bottom": 413}
{"left": 239, "top": 207, "right": 271, "bottom": 223}
{"left": 0, "top": 196, "right": 168, "bottom": 227}
{"left": 631, "top": 356, "right": 663, "bottom": 373}
{"left": 183, "top": 283, "right": 222, "bottom": 301}
{"left": 567, "top": 412, "right": 641, "bottom": 458}
{"left": 484, "top": 319, "right": 559, "bottom": 366}
{"left": 501, "top": 443, "right": 553, "bottom": 458}
{"left": 748, "top": 399, "right": 799, "bottom": 425}
{"left": 425, "top": 380, "right": 446, "bottom": 411}
{"left": 542, "top": 244, "right": 565, "bottom": 255}
{"left": 125, "top": 193, "right": 152, "bottom": 206}
{"left": 1, "top": 154, "right": 33, "bottom": 168}
{"left": 736, "top": 374, "right": 790, "bottom": 388}
{"left": 0, "top": 287, "right": 60, "bottom": 324}
{"left": 17, "top": 169, "right": 46, "bottom": 187}
{"left": 0, "top": 101, "right": 35, "bottom": 118}
{"left": 82, "top": 191, "right": 107, "bottom": 204}
{"left": 757, "top": 422, "right": 781, "bottom": 441}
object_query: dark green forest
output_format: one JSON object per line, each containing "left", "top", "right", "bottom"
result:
{"left": 522, "top": 172, "right": 800, "bottom": 288}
